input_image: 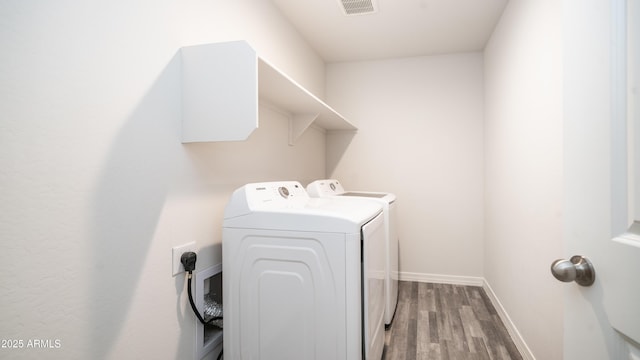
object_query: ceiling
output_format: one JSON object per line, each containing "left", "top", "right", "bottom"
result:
{"left": 271, "top": 0, "right": 509, "bottom": 63}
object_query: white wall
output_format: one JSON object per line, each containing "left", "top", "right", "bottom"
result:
{"left": 483, "top": 0, "right": 564, "bottom": 359}
{"left": 0, "top": 1, "right": 325, "bottom": 359}
{"left": 325, "top": 54, "right": 485, "bottom": 279}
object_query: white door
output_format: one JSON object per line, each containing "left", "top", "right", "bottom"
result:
{"left": 562, "top": 0, "right": 640, "bottom": 358}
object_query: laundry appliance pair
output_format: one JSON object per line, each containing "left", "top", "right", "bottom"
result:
{"left": 222, "top": 180, "right": 398, "bottom": 360}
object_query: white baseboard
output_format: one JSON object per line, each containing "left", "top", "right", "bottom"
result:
{"left": 398, "top": 271, "right": 484, "bottom": 286}
{"left": 482, "top": 280, "right": 536, "bottom": 360}
{"left": 398, "top": 272, "right": 535, "bottom": 360}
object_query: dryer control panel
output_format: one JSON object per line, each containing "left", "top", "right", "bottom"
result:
{"left": 225, "top": 181, "right": 310, "bottom": 218}
{"left": 248, "top": 181, "right": 307, "bottom": 203}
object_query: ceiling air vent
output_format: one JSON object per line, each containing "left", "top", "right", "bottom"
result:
{"left": 338, "top": 0, "right": 378, "bottom": 16}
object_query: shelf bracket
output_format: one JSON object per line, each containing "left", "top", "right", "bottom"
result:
{"left": 289, "top": 113, "right": 319, "bottom": 146}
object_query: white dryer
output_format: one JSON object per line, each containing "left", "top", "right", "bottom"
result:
{"left": 306, "top": 179, "right": 398, "bottom": 326}
{"left": 223, "top": 181, "right": 385, "bottom": 360}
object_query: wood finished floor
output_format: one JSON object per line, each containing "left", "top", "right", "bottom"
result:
{"left": 383, "top": 281, "right": 523, "bottom": 360}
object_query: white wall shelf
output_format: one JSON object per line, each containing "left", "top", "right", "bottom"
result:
{"left": 181, "top": 41, "right": 356, "bottom": 145}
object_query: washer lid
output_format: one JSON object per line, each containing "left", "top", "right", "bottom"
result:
{"left": 341, "top": 192, "right": 387, "bottom": 198}
{"left": 307, "top": 179, "right": 396, "bottom": 203}
{"left": 223, "top": 181, "right": 383, "bottom": 233}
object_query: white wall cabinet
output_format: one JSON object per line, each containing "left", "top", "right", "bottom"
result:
{"left": 181, "top": 41, "right": 356, "bottom": 144}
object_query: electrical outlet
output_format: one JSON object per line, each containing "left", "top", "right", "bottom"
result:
{"left": 172, "top": 242, "right": 196, "bottom": 276}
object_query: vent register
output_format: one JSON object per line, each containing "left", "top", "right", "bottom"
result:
{"left": 339, "top": 0, "right": 378, "bottom": 15}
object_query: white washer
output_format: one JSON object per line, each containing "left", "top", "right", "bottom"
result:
{"left": 307, "top": 179, "right": 398, "bottom": 326}
{"left": 223, "top": 181, "right": 385, "bottom": 360}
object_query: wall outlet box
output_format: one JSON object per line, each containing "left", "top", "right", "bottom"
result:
{"left": 172, "top": 242, "right": 196, "bottom": 276}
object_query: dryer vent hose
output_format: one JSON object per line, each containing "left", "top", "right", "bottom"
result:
{"left": 203, "top": 294, "right": 223, "bottom": 329}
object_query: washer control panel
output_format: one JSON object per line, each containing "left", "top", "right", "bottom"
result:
{"left": 306, "top": 179, "right": 346, "bottom": 197}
